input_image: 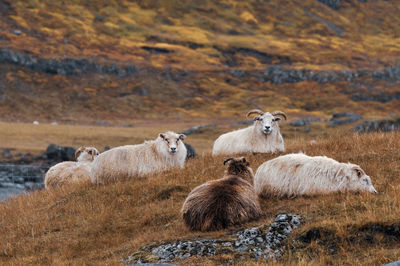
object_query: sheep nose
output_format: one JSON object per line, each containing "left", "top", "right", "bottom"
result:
{"left": 171, "top": 147, "right": 177, "bottom": 152}
{"left": 264, "top": 126, "right": 270, "bottom": 130}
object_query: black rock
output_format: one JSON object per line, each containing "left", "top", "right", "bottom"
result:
{"left": 45, "top": 144, "right": 76, "bottom": 162}
{"left": 184, "top": 143, "right": 196, "bottom": 159}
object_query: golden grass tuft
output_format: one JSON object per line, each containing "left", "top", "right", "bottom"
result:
{"left": 0, "top": 128, "right": 400, "bottom": 264}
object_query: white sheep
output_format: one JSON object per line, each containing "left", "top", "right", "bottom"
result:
{"left": 212, "top": 109, "right": 287, "bottom": 155}
{"left": 44, "top": 146, "right": 99, "bottom": 189}
{"left": 254, "top": 153, "right": 377, "bottom": 197}
{"left": 90, "top": 131, "right": 187, "bottom": 185}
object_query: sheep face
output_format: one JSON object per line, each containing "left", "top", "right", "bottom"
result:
{"left": 224, "top": 157, "right": 255, "bottom": 184}
{"left": 253, "top": 112, "right": 282, "bottom": 135}
{"left": 159, "top": 132, "right": 186, "bottom": 155}
{"left": 75, "top": 147, "right": 100, "bottom": 162}
{"left": 346, "top": 165, "right": 377, "bottom": 194}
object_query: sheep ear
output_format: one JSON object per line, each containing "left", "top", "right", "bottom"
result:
{"left": 273, "top": 117, "right": 282, "bottom": 122}
{"left": 159, "top": 133, "right": 166, "bottom": 140}
{"left": 179, "top": 134, "right": 186, "bottom": 140}
{"left": 241, "top": 157, "right": 250, "bottom": 166}
{"left": 223, "top": 157, "right": 233, "bottom": 165}
{"left": 75, "top": 147, "right": 83, "bottom": 161}
{"left": 353, "top": 167, "right": 363, "bottom": 178}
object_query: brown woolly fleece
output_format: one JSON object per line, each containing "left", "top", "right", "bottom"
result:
{"left": 181, "top": 157, "right": 261, "bottom": 231}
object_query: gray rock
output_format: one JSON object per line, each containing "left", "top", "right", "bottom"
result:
{"left": 2, "top": 148, "right": 12, "bottom": 159}
{"left": 329, "top": 112, "right": 362, "bottom": 127}
{"left": 126, "top": 263, "right": 177, "bottom": 266}
{"left": 96, "top": 120, "right": 109, "bottom": 126}
{"left": 181, "top": 124, "right": 216, "bottom": 135}
{"left": 231, "top": 120, "right": 253, "bottom": 127}
{"left": 0, "top": 48, "right": 138, "bottom": 77}
{"left": 354, "top": 118, "right": 400, "bottom": 133}
{"left": 262, "top": 65, "right": 400, "bottom": 85}
{"left": 385, "top": 260, "right": 400, "bottom": 266}
{"left": 317, "top": 0, "right": 341, "bottom": 10}
{"left": 125, "top": 213, "right": 301, "bottom": 264}
{"left": 290, "top": 117, "right": 321, "bottom": 127}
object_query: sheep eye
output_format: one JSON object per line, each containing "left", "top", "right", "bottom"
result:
{"left": 88, "top": 150, "right": 92, "bottom": 155}
{"left": 165, "top": 139, "right": 169, "bottom": 143}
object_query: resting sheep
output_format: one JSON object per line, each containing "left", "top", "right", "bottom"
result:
{"left": 181, "top": 157, "right": 261, "bottom": 231}
{"left": 45, "top": 146, "right": 99, "bottom": 189}
{"left": 212, "top": 109, "right": 287, "bottom": 155}
{"left": 90, "top": 131, "right": 187, "bottom": 184}
{"left": 254, "top": 153, "right": 378, "bottom": 197}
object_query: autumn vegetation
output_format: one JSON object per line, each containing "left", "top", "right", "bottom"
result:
{"left": 0, "top": 0, "right": 399, "bottom": 265}
{"left": 0, "top": 0, "right": 399, "bottom": 122}
{"left": 0, "top": 125, "right": 400, "bottom": 265}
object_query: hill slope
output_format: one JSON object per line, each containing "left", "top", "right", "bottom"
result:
{"left": 0, "top": 0, "right": 399, "bottom": 123}
{"left": 0, "top": 130, "right": 399, "bottom": 265}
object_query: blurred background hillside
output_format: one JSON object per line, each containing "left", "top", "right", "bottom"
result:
{"left": 0, "top": 0, "right": 399, "bottom": 124}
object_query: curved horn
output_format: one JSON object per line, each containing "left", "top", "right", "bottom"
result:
{"left": 246, "top": 109, "right": 264, "bottom": 119}
{"left": 272, "top": 110, "right": 287, "bottom": 120}
{"left": 223, "top": 157, "right": 234, "bottom": 165}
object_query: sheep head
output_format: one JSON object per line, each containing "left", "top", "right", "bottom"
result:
{"left": 344, "top": 164, "right": 377, "bottom": 194}
{"left": 246, "top": 109, "right": 287, "bottom": 135}
{"left": 75, "top": 146, "right": 100, "bottom": 162}
{"left": 159, "top": 131, "right": 186, "bottom": 155}
{"left": 224, "top": 157, "right": 254, "bottom": 184}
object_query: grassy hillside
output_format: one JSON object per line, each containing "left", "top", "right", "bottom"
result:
{"left": 0, "top": 0, "right": 399, "bottom": 122}
{"left": 0, "top": 127, "right": 399, "bottom": 265}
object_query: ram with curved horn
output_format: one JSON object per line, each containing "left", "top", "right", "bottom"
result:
{"left": 212, "top": 109, "right": 287, "bottom": 155}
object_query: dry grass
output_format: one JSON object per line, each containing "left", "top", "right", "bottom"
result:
{"left": 0, "top": 125, "right": 399, "bottom": 265}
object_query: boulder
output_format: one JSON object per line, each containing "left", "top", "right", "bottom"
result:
{"left": 45, "top": 144, "right": 76, "bottom": 162}
{"left": 184, "top": 143, "right": 196, "bottom": 160}
{"left": 290, "top": 117, "right": 321, "bottom": 127}
{"left": 329, "top": 112, "right": 362, "bottom": 127}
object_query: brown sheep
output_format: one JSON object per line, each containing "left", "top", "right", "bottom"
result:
{"left": 181, "top": 157, "right": 261, "bottom": 231}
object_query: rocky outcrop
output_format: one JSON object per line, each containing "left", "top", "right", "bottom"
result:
{"left": 318, "top": 0, "right": 341, "bottom": 9}
{"left": 290, "top": 117, "right": 321, "bottom": 127}
{"left": 260, "top": 65, "right": 400, "bottom": 85}
{"left": 0, "top": 144, "right": 80, "bottom": 200}
{"left": 0, "top": 48, "right": 137, "bottom": 77}
{"left": 0, "top": 162, "right": 47, "bottom": 200}
{"left": 123, "top": 214, "right": 301, "bottom": 264}
{"left": 354, "top": 118, "right": 400, "bottom": 133}
{"left": 329, "top": 112, "right": 362, "bottom": 127}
